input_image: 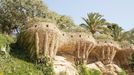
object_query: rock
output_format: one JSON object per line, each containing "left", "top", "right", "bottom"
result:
{"left": 103, "top": 71, "right": 117, "bottom": 75}
{"left": 0, "top": 45, "right": 9, "bottom": 58}
{"left": 106, "top": 64, "right": 116, "bottom": 72}
{"left": 105, "top": 64, "right": 123, "bottom": 74}
{"left": 87, "top": 61, "right": 123, "bottom": 75}
{"left": 87, "top": 63, "right": 101, "bottom": 72}
{"left": 53, "top": 56, "right": 78, "bottom": 75}
{"left": 95, "top": 61, "right": 107, "bottom": 72}
{"left": 112, "top": 64, "right": 122, "bottom": 73}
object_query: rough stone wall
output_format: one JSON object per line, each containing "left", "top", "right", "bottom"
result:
{"left": 114, "top": 44, "right": 134, "bottom": 66}
{"left": 88, "top": 40, "right": 120, "bottom": 65}
{"left": 17, "top": 22, "right": 134, "bottom": 66}
{"left": 17, "top": 22, "right": 97, "bottom": 64}
{"left": 17, "top": 22, "right": 61, "bottom": 61}
{"left": 58, "top": 32, "right": 96, "bottom": 64}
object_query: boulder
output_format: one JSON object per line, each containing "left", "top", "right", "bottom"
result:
{"left": 53, "top": 56, "right": 78, "bottom": 75}
{"left": 113, "top": 64, "right": 122, "bottom": 73}
{"left": 103, "top": 71, "right": 117, "bottom": 75}
{"left": 87, "top": 63, "right": 101, "bottom": 72}
{"left": 95, "top": 61, "right": 106, "bottom": 72}
{"left": 87, "top": 61, "right": 123, "bottom": 75}
{"left": 106, "top": 64, "right": 122, "bottom": 73}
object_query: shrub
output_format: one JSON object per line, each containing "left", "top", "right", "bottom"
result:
{"left": 119, "top": 70, "right": 127, "bottom": 75}
{"left": 90, "top": 69, "right": 101, "bottom": 75}
{"left": 0, "top": 34, "right": 14, "bottom": 46}
{"left": 78, "top": 64, "right": 90, "bottom": 75}
{"left": 0, "top": 71, "right": 4, "bottom": 75}
{"left": 0, "top": 34, "right": 15, "bottom": 57}
{"left": 36, "top": 56, "right": 55, "bottom": 75}
{"left": 78, "top": 64, "right": 101, "bottom": 75}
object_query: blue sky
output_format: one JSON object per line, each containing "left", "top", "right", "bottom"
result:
{"left": 44, "top": 0, "right": 134, "bottom": 31}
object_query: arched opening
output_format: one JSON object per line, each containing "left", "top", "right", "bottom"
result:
{"left": 35, "top": 25, "right": 37, "bottom": 27}
{"left": 71, "top": 35, "right": 73, "bottom": 38}
{"left": 79, "top": 35, "right": 81, "bottom": 37}
{"left": 46, "top": 24, "right": 49, "bottom": 27}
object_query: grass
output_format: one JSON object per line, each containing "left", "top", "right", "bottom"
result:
{"left": 0, "top": 55, "right": 43, "bottom": 75}
{"left": 0, "top": 43, "right": 54, "bottom": 75}
{"left": 0, "top": 33, "right": 56, "bottom": 75}
{"left": 0, "top": 48, "right": 55, "bottom": 75}
{"left": 3, "top": 47, "right": 55, "bottom": 75}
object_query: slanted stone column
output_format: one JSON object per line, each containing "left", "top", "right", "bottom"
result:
{"left": 35, "top": 32, "right": 39, "bottom": 59}
{"left": 91, "top": 40, "right": 120, "bottom": 65}
{"left": 74, "top": 40, "right": 95, "bottom": 65}
{"left": 101, "top": 46, "right": 117, "bottom": 65}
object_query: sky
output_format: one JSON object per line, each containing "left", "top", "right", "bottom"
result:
{"left": 44, "top": 0, "right": 134, "bottom": 31}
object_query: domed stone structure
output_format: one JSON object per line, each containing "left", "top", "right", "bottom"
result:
{"left": 17, "top": 21, "right": 134, "bottom": 75}
{"left": 17, "top": 22, "right": 61, "bottom": 61}
{"left": 17, "top": 22, "right": 96, "bottom": 64}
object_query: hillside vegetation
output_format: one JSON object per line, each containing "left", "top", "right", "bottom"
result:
{"left": 0, "top": 0, "right": 134, "bottom": 75}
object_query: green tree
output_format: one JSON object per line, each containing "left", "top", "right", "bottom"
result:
{"left": 0, "top": 0, "right": 48, "bottom": 34}
{"left": 46, "top": 11, "right": 76, "bottom": 30}
{"left": 81, "top": 12, "right": 106, "bottom": 34}
{"left": 56, "top": 15, "right": 75, "bottom": 29}
{"left": 124, "top": 28, "right": 134, "bottom": 44}
{"left": 107, "top": 23, "right": 124, "bottom": 41}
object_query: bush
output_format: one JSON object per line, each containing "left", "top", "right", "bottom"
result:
{"left": 78, "top": 64, "right": 90, "bottom": 75}
{"left": 36, "top": 56, "right": 55, "bottom": 75}
{"left": 0, "top": 34, "right": 15, "bottom": 57}
{"left": 78, "top": 64, "right": 101, "bottom": 75}
{"left": 90, "top": 69, "right": 101, "bottom": 75}
{"left": 119, "top": 70, "right": 127, "bottom": 75}
{"left": 0, "top": 34, "right": 14, "bottom": 46}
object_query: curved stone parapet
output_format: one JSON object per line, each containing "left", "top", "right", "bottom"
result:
{"left": 88, "top": 40, "right": 121, "bottom": 65}
{"left": 58, "top": 32, "right": 96, "bottom": 64}
{"left": 17, "top": 22, "right": 134, "bottom": 66}
{"left": 114, "top": 44, "right": 134, "bottom": 66}
{"left": 17, "top": 22, "right": 97, "bottom": 63}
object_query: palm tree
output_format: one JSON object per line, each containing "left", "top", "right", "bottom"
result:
{"left": 124, "top": 28, "right": 134, "bottom": 44}
{"left": 107, "top": 23, "right": 124, "bottom": 41}
{"left": 80, "top": 12, "right": 106, "bottom": 34}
